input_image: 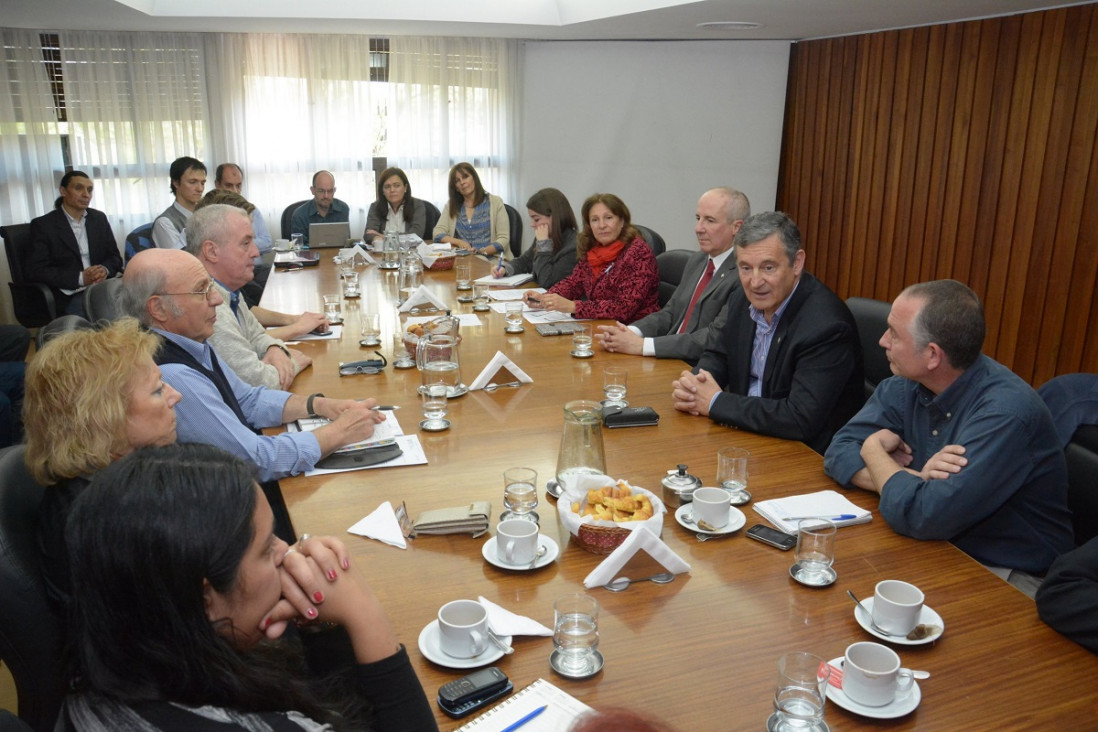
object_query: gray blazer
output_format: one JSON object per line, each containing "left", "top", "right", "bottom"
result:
{"left": 632, "top": 250, "right": 740, "bottom": 365}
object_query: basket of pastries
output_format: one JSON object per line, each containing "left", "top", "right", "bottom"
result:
{"left": 558, "top": 474, "right": 666, "bottom": 555}
{"left": 418, "top": 242, "right": 455, "bottom": 270}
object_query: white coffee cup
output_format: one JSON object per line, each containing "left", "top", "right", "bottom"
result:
{"left": 872, "top": 580, "right": 924, "bottom": 636}
{"left": 437, "top": 599, "right": 488, "bottom": 658}
{"left": 842, "top": 641, "right": 915, "bottom": 707}
{"left": 496, "top": 518, "right": 539, "bottom": 564}
{"left": 691, "top": 486, "right": 730, "bottom": 529}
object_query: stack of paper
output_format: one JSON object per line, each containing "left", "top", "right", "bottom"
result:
{"left": 474, "top": 273, "right": 533, "bottom": 287}
{"left": 753, "top": 489, "right": 872, "bottom": 533}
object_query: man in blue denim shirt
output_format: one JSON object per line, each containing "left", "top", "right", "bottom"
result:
{"left": 825, "top": 280, "right": 1072, "bottom": 596}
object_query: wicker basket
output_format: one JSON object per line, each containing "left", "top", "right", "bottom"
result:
{"left": 425, "top": 255, "right": 455, "bottom": 271}
{"left": 575, "top": 522, "right": 635, "bottom": 555}
{"left": 561, "top": 483, "right": 666, "bottom": 555}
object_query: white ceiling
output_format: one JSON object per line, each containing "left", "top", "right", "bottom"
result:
{"left": 4, "top": 0, "right": 1094, "bottom": 41}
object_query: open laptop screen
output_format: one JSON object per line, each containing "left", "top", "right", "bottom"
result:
{"left": 309, "top": 221, "right": 351, "bottom": 248}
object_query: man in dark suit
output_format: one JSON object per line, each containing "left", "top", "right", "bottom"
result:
{"left": 596, "top": 187, "right": 748, "bottom": 365}
{"left": 26, "top": 170, "right": 123, "bottom": 317}
{"left": 671, "top": 211, "right": 863, "bottom": 454}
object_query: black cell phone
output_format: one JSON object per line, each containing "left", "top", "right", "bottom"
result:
{"left": 437, "top": 667, "right": 513, "bottom": 718}
{"left": 746, "top": 524, "right": 797, "bottom": 550}
{"left": 602, "top": 405, "right": 660, "bottom": 428}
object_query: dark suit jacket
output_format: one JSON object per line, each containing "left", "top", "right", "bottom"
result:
{"left": 632, "top": 250, "right": 740, "bottom": 365}
{"left": 695, "top": 272, "right": 864, "bottom": 454}
{"left": 26, "top": 208, "right": 122, "bottom": 298}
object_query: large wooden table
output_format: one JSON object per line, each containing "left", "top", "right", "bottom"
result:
{"left": 262, "top": 254, "right": 1098, "bottom": 731}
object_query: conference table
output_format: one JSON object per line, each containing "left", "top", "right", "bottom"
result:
{"left": 261, "top": 252, "right": 1098, "bottom": 731}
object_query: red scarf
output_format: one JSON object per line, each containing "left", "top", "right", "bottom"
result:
{"left": 587, "top": 240, "right": 627, "bottom": 278}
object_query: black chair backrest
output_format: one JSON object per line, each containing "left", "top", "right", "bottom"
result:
{"left": 655, "top": 249, "right": 692, "bottom": 307}
{"left": 1066, "top": 425, "right": 1098, "bottom": 546}
{"left": 123, "top": 222, "right": 154, "bottom": 263}
{"left": 0, "top": 445, "right": 66, "bottom": 731}
{"left": 423, "top": 200, "right": 441, "bottom": 241}
{"left": 2, "top": 224, "right": 58, "bottom": 328}
{"left": 504, "top": 204, "right": 523, "bottom": 258}
{"left": 281, "top": 200, "right": 311, "bottom": 240}
{"left": 34, "top": 315, "right": 93, "bottom": 351}
{"left": 846, "top": 296, "right": 892, "bottom": 399}
{"left": 634, "top": 224, "right": 666, "bottom": 256}
{"left": 0, "top": 224, "right": 31, "bottom": 283}
{"left": 84, "top": 278, "right": 124, "bottom": 325}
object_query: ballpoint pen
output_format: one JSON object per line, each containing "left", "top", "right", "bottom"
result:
{"left": 369, "top": 405, "right": 400, "bottom": 411}
{"left": 497, "top": 250, "right": 504, "bottom": 274}
{"left": 499, "top": 704, "right": 548, "bottom": 732}
{"left": 785, "top": 514, "right": 857, "bottom": 521}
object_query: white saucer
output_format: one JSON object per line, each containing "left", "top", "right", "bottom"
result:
{"left": 417, "top": 620, "right": 510, "bottom": 669}
{"left": 675, "top": 503, "right": 746, "bottom": 535}
{"left": 854, "top": 598, "right": 945, "bottom": 645}
{"left": 482, "top": 534, "right": 560, "bottom": 570}
{"left": 825, "top": 657, "right": 921, "bottom": 718}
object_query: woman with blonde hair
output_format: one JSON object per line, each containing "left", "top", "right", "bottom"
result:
{"left": 29, "top": 317, "right": 182, "bottom": 606}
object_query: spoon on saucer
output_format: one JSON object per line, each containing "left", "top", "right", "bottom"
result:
{"left": 846, "top": 590, "right": 904, "bottom": 638}
{"left": 527, "top": 544, "right": 548, "bottom": 569}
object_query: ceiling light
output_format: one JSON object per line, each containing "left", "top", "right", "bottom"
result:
{"left": 696, "top": 21, "right": 762, "bottom": 31}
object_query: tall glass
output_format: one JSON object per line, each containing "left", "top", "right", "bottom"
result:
{"left": 553, "top": 593, "right": 600, "bottom": 676}
{"left": 502, "top": 467, "right": 538, "bottom": 523}
{"left": 717, "top": 446, "right": 750, "bottom": 503}
{"left": 772, "top": 652, "right": 830, "bottom": 731}
{"left": 602, "top": 366, "right": 628, "bottom": 407}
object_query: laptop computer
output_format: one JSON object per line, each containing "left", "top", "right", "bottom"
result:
{"left": 309, "top": 221, "right": 352, "bottom": 248}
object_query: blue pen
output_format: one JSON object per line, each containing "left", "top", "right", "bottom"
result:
{"left": 499, "top": 704, "right": 547, "bottom": 732}
{"left": 785, "top": 514, "right": 857, "bottom": 521}
{"left": 497, "top": 250, "right": 505, "bottom": 274}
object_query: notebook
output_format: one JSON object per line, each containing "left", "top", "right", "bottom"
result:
{"left": 752, "top": 489, "right": 872, "bottom": 534}
{"left": 457, "top": 678, "right": 592, "bottom": 731}
{"left": 308, "top": 221, "right": 351, "bottom": 248}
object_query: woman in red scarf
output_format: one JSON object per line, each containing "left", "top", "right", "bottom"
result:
{"left": 526, "top": 193, "right": 659, "bottom": 324}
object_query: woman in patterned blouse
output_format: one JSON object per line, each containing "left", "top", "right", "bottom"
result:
{"left": 525, "top": 193, "right": 659, "bottom": 324}
{"left": 432, "top": 162, "right": 509, "bottom": 257}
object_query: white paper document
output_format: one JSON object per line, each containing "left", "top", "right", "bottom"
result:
{"left": 473, "top": 273, "right": 533, "bottom": 287}
{"left": 753, "top": 489, "right": 872, "bottom": 534}
{"left": 488, "top": 287, "right": 545, "bottom": 301}
{"left": 289, "top": 414, "right": 428, "bottom": 474}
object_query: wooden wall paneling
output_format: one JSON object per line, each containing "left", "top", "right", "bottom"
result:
{"left": 837, "top": 34, "right": 871, "bottom": 295}
{"left": 1032, "top": 7, "right": 1097, "bottom": 382}
{"left": 805, "top": 39, "right": 830, "bottom": 274}
{"left": 863, "top": 32, "right": 895, "bottom": 296}
{"left": 880, "top": 28, "right": 914, "bottom": 298}
{"left": 831, "top": 37, "right": 859, "bottom": 295}
{"left": 892, "top": 27, "right": 929, "bottom": 297}
{"left": 816, "top": 37, "right": 845, "bottom": 288}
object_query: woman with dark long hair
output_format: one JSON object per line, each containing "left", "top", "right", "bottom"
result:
{"left": 525, "top": 193, "right": 659, "bottom": 323}
{"left": 364, "top": 167, "right": 430, "bottom": 244}
{"left": 61, "top": 443, "right": 436, "bottom": 731}
{"left": 431, "top": 162, "right": 509, "bottom": 257}
{"left": 491, "top": 187, "right": 578, "bottom": 289}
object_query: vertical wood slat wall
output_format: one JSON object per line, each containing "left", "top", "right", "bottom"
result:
{"left": 777, "top": 4, "right": 1098, "bottom": 386}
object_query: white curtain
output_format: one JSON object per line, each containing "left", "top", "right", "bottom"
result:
{"left": 388, "top": 36, "right": 522, "bottom": 212}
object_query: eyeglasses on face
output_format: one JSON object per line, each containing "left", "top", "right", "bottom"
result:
{"left": 158, "top": 281, "right": 217, "bottom": 301}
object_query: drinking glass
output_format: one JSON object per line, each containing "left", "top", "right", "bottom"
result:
{"left": 502, "top": 467, "right": 538, "bottom": 523}
{"left": 473, "top": 282, "right": 490, "bottom": 311}
{"left": 392, "top": 331, "right": 414, "bottom": 368}
{"left": 571, "top": 324, "right": 593, "bottom": 357}
{"left": 291, "top": 233, "right": 304, "bottom": 251}
{"left": 793, "top": 519, "right": 837, "bottom": 585}
{"left": 322, "top": 294, "right": 342, "bottom": 323}
{"left": 341, "top": 270, "right": 360, "bottom": 298}
{"left": 553, "top": 593, "right": 600, "bottom": 676}
{"left": 772, "top": 652, "right": 830, "bottom": 731}
{"left": 360, "top": 312, "right": 381, "bottom": 346}
{"left": 455, "top": 260, "right": 473, "bottom": 291}
{"left": 504, "top": 301, "right": 525, "bottom": 332}
{"left": 717, "top": 446, "right": 750, "bottom": 503}
{"left": 602, "top": 366, "right": 628, "bottom": 407}
{"left": 421, "top": 383, "right": 450, "bottom": 430}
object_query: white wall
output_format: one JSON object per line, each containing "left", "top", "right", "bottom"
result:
{"left": 518, "top": 40, "right": 790, "bottom": 251}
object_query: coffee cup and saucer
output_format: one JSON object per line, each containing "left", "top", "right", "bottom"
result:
{"left": 674, "top": 487, "right": 747, "bottom": 536}
{"left": 417, "top": 599, "right": 511, "bottom": 669}
{"left": 482, "top": 519, "right": 560, "bottom": 571}
{"left": 854, "top": 580, "right": 945, "bottom": 644}
{"left": 825, "top": 643, "right": 921, "bottom": 718}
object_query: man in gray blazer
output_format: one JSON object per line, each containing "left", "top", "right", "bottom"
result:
{"left": 596, "top": 187, "right": 748, "bottom": 365}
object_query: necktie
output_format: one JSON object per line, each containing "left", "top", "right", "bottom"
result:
{"left": 677, "top": 259, "right": 715, "bottom": 334}
{"left": 229, "top": 291, "right": 240, "bottom": 318}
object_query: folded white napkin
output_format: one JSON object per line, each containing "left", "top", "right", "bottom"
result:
{"left": 398, "top": 285, "right": 448, "bottom": 313}
{"left": 468, "top": 351, "right": 534, "bottom": 391}
{"left": 583, "top": 526, "right": 690, "bottom": 589}
{"left": 347, "top": 501, "right": 407, "bottom": 549}
{"left": 339, "top": 245, "right": 376, "bottom": 266}
{"left": 478, "top": 595, "right": 552, "bottom": 637}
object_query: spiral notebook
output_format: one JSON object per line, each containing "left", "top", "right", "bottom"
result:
{"left": 457, "top": 678, "right": 592, "bottom": 731}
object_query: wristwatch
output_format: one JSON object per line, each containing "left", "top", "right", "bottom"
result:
{"left": 306, "top": 392, "right": 324, "bottom": 418}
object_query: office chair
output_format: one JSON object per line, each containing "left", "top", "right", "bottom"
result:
{"left": 504, "top": 204, "right": 523, "bottom": 258}
{"left": 123, "top": 222, "right": 154, "bottom": 263}
{"left": 845, "top": 296, "right": 892, "bottom": 399}
{"left": 280, "top": 200, "right": 311, "bottom": 239}
{"left": 655, "top": 249, "right": 692, "bottom": 307}
{"left": 34, "top": 315, "right": 93, "bottom": 351}
{"left": 1, "top": 224, "right": 57, "bottom": 329}
{"left": 1066, "top": 425, "right": 1098, "bottom": 546}
{"left": 423, "top": 200, "right": 442, "bottom": 241}
{"left": 0, "top": 445, "right": 66, "bottom": 732}
{"left": 634, "top": 224, "right": 666, "bottom": 256}
{"left": 83, "top": 278, "right": 124, "bottom": 324}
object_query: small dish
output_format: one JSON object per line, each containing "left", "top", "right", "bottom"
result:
{"left": 570, "top": 349, "right": 594, "bottom": 359}
{"left": 825, "top": 657, "right": 921, "bottom": 718}
{"left": 417, "top": 620, "right": 510, "bottom": 669}
{"left": 674, "top": 503, "right": 746, "bottom": 535}
{"left": 416, "top": 384, "right": 469, "bottom": 399}
{"left": 789, "top": 562, "right": 837, "bottom": 587}
{"left": 550, "top": 649, "right": 604, "bottom": 679}
{"left": 419, "top": 419, "right": 451, "bottom": 432}
{"left": 482, "top": 534, "right": 559, "bottom": 570}
{"left": 854, "top": 598, "right": 945, "bottom": 645}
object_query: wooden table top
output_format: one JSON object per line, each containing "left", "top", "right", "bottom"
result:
{"left": 262, "top": 253, "right": 1098, "bottom": 731}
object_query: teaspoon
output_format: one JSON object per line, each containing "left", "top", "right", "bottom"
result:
{"left": 603, "top": 572, "right": 675, "bottom": 592}
{"left": 483, "top": 380, "right": 522, "bottom": 392}
{"left": 486, "top": 628, "right": 514, "bottom": 655}
{"left": 846, "top": 590, "right": 904, "bottom": 637}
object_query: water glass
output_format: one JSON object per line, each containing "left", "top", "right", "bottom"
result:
{"left": 716, "top": 446, "right": 750, "bottom": 503}
{"left": 360, "top": 312, "right": 381, "bottom": 346}
{"left": 602, "top": 366, "right": 628, "bottom": 406}
{"left": 504, "top": 301, "right": 524, "bottom": 332}
{"left": 322, "top": 294, "right": 342, "bottom": 323}
{"left": 772, "top": 652, "right": 830, "bottom": 731}
{"left": 393, "top": 331, "right": 414, "bottom": 368}
{"left": 571, "top": 323, "right": 593, "bottom": 357}
{"left": 793, "top": 519, "right": 837, "bottom": 583}
{"left": 473, "top": 282, "right": 490, "bottom": 311}
{"left": 455, "top": 260, "right": 473, "bottom": 291}
{"left": 421, "top": 383, "right": 450, "bottom": 430}
{"left": 291, "top": 233, "right": 304, "bottom": 251}
{"left": 341, "top": 270, "right": 360, "bottom": 298}
{"left": 553, "top": 593, "right": 600, "bottom": 675}
{"left": 502, "top": 467, "right": 538, "bottom": 522}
